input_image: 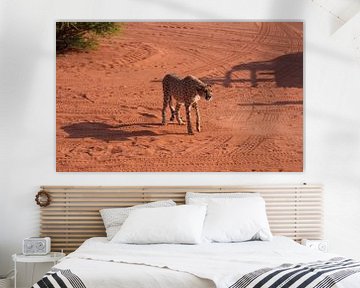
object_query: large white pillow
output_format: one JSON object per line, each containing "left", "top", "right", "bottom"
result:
{"left": 186, "top": 192, "right": 259, "bottom": 204}
{"left": 100, "top": 200, "right": 176, "bottom": 240}
{"left": 202, "top": 197, "right": 272, "bottom": 243}
{"left": 111, "top": 205, "right": 207, "bottom": 244}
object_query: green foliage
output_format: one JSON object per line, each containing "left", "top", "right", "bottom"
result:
{"left": 56, "top": 22, "right": 121, "bottom": 53}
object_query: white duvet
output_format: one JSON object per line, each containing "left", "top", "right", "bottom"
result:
{"left": 54, "top": 237, "right": 360, "bottom": 288}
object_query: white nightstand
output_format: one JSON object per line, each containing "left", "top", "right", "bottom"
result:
{"left": 301, "top": 239, "right": 328, "bottom": 252}
{"left": 12, "top": 252, "right": 65, "bottom": 288}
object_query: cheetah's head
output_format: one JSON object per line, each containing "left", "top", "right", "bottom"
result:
{"left": 198, "top": 84, "right": 213, "bottom": 101}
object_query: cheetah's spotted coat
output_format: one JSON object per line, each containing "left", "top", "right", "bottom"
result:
{"left": 162, "top": 74, "right": 213, "bottom": 135}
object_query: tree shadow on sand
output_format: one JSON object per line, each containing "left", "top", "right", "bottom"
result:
{"left": 62, "top": 122, "right": 168, "bottom": 142}
{"left": 202, "top": 52, "right": 303, "bottom": 88}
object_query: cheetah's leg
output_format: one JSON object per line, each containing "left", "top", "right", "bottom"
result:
{"left": 162, "top": 91, "right": 170, "bottom": 125}
{"left": 192, "top": 102, "right": 201, "bottom": 132}
{"left": 169, "top": 98, "right": 176, "bottom": 121}
{"left": 175, "top": 102, "right": 184, "bottom": 125}
{"left": 185, "top": 103, "right": 193, "bottom": 135}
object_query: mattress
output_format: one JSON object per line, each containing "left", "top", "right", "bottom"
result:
{"left": 35, "top": 236, "right": 360, "bottom": 288}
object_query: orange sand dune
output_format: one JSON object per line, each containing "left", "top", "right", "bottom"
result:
{"left": 56, "top": 22, "right": 303, "bottom": 172}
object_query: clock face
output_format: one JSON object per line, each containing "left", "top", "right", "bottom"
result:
{"left": 318, "top": 242, "right": 327, "bottom": 252}
{"left": 36, "top": 241, "right": 45, "bottom": 250}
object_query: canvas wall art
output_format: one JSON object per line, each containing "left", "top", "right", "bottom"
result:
{"left": 56, "top": 22, "right": 303, "bottom": 172}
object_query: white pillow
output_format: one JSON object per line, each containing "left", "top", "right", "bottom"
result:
{"left": 100, "top": 200, "right": 176, "bottom": 240}
{"left": 202, "top": 197, "right": 272, "bottom": 243}
{"left": 186, "top": 192, "right": 259, "bottom": 204}
{"left": 111, "top": 205, "right": 207, "bottom": 244}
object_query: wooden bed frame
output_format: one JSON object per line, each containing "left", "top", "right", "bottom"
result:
{"left": 39, "top": 184, "right": 323, "bottom": 253}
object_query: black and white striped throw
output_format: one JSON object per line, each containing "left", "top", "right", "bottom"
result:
{"left": 32, "top": 268, "right": 86, "bottom": 288}
{"left": 230, "top": 257, "right": 360, "bottom": 288}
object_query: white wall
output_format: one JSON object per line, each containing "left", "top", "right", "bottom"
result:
{"left": 1, "top": 0, "right": 360, "bottom": 285}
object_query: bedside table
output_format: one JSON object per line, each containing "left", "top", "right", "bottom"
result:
{"left": 12, "top": 252, "right": 65, "bottom": 288}
{"left": 301, "top": 239, "right": 328, "bottom": 252}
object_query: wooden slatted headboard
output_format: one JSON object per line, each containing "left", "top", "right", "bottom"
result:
{"left": 39, "top": 184, "right": 323, "bottom": 253}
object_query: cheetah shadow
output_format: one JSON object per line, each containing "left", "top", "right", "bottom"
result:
{"left": 62, "top": 121, "right": 183, "bottom": 142}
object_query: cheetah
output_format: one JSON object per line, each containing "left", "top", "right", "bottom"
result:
{"left": 161, "top": 74, "right": 213, "bottom": 135}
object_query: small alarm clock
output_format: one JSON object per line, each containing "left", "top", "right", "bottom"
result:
{"left": 301, "top": 239, "right": 328, "bottom": 252}
{"left": 23, "top": 237, "right": 51, "bottom": 255}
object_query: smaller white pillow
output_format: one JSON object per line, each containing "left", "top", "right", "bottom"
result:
{"left": 100, "top": 200, "right": 176, "bottom": 240}
{"left": 202, "top": 197, "right": 272, "bottom": 243}
{"left": 111, "top": 205, "right": 207, "bottom": 244}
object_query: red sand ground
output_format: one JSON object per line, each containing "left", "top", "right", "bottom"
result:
{"left": 56, "top": 22, "right": 303, "bottom": 172}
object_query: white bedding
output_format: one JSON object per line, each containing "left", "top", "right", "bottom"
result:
{"left": 53, "top": 237, "right": 360, "bottom": 288}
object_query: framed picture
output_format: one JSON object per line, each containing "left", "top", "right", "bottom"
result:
{"left": 56, "top": 22, "right": 303, "bottom": 172}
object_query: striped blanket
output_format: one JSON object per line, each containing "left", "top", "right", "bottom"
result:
{"left": 230, "top": 258, "right": 360, "bottom": 288}
{"left": 32, "top": 258, "right": 360, "bottom": 288}
{"left": 32, "top": 268, "right": 86, "bottom": 288}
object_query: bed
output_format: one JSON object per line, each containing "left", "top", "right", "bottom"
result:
{"left": 33, "top": 236, "right": 360, "bottom": 288}
{"left": 33, "top": 185, "right": 360, "bottom": 288}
